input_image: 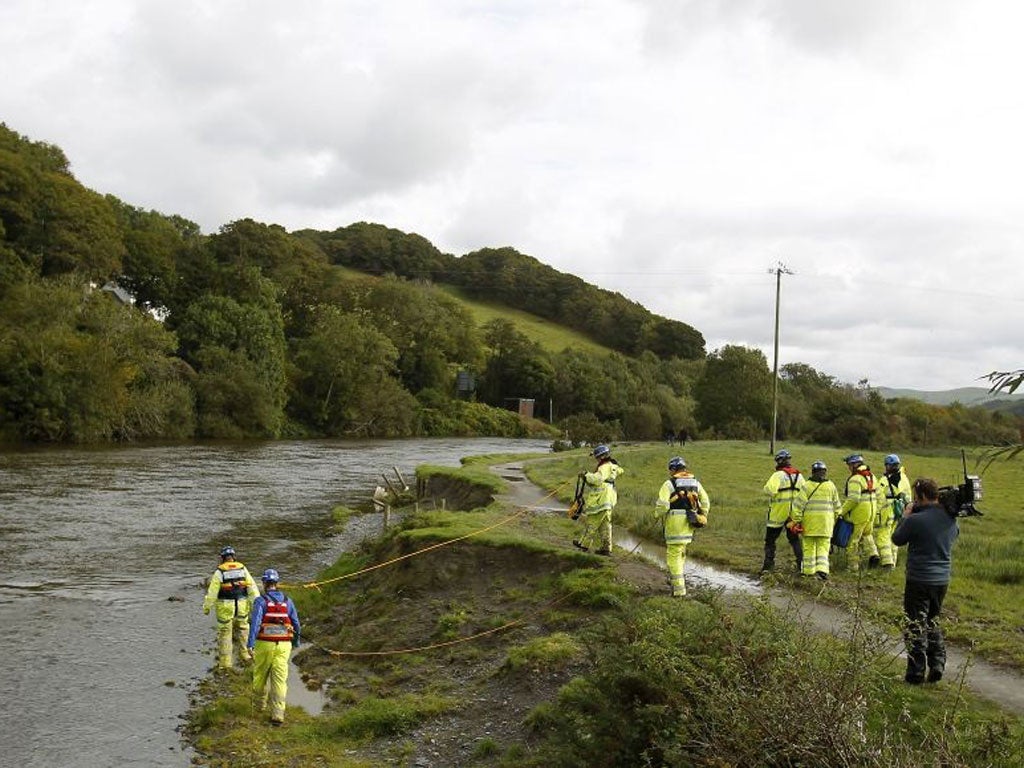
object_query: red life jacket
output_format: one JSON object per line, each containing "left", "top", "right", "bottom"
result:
{"left": 855, "top": 468, "right": 876, "bottom": 493}
{"left": 216, "top": 561, "right": 250, "bottom": 600}
{"left": 257, "top": 596, "right": 295, "bottom": 642}
{"left": 777, "top": 465, "right": 802, "bottom": 493}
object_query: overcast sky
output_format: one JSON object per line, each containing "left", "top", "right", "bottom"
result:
{"left": 3, "top": 0, "right": 1023, "bottom": 392}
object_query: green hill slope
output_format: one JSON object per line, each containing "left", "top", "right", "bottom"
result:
{"left": 436, "top": 285, "right": 614, "bottom": 356}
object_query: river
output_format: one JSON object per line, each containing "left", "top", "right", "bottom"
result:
{"left": 0, "top": 437, "right": 551, "bottom": 768}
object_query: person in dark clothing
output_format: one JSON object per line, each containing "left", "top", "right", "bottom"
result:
{"left": 891, "top": 478, "right": 959, "bottom": 684}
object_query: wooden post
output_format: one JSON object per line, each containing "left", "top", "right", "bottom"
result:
{"left": 393, "top": 466, "right": 409, "bottom": 491}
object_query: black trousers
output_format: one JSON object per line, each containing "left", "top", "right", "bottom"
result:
{"left": 763, "top": 525, "right": 802, "bottom": 569}
{"left": 903, "top": 579, "right": 948, "bottom": 681}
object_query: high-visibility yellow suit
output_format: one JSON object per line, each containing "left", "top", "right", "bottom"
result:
{"left": 841, "top": 462, "right": 880, "bottom": 572}
{"left": 792, "top": 476, "right": 841, "bottom": 578}
{"left": 247, "top": 587, "right": 301, "bottom": 725}
{"left": 762, "top": 465, "right": 805, "bottom": 572}
{"left": 575, "top": 458, "right": 624, "bottom": 554}
{"left": 654, "top": 470, "right": 710, "bottom": 596}
{"left": 203, "top": 559, "right": 260, "bottom": 669}
{"left": 876, "top": 465, "right": 912, "bottom": 569}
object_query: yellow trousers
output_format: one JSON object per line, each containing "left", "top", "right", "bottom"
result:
{"left": 846, "top": 521, "right": 878, "bottom": 572}
{"left": 665, "top": 541, "right": 688, "bottom": 596}
{"left": 252, "top": 640, "right": 292, "bottom": 721}
{"left": 577, "top": 509, "right": 612, "bottom": 551}
{"left": 214, "top": 600, "right": 252, "bottom": 669}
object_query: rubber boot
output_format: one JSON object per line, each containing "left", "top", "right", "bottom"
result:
{"left": 760, "top": 546, "right": 775, "bottom": 573}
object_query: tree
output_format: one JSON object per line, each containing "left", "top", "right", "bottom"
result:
{"left": 288, "top": 306, "right": 412, "bottom": 436}
{"left": 694, "top": 345, "right": 772, "bottom": 437}
{"left": 175, "top": 277, "right": 287, "bottom": 438}
{"left": 478, "top": 319, "right": 554, "bottom": 405}
{"left": 0, "top": 274, "right": 193, "bottom": 442}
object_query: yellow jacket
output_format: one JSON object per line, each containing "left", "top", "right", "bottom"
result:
{"left": 763, "top": 467, "right": 805, "bottom": 527}
{"left": 841, "top": 465, "right": 879, "bottom": 526}
{"left": 583, "top": 460, "right": 624, "bottom": 515}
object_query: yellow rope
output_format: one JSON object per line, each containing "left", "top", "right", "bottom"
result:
{"left": 285, "top": 480, "right": 569, "bottom": 591}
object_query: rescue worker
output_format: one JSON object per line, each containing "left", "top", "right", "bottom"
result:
{"left": 892, "top": 478, "right": 959, "bottom": 684}
{"left": 572, "top": 444, "right": 624, "bottom": 556}
{"left": 876, "top": 453, "right": 912, "bottom": 570}
{"left": 247, "top": 568, "right": 301, "bottom": 726}
{"left": 203, "top": 545, "right": 260, "bottom": 670}
{"left": 791, "top": 460, "right": 841, "bottom": 580}
{"left": 653, "top": 456, "right": 710, "bottom": 596}
{"left": 840, "top": 454, "right": 880, "bottom": 572}
{"left": 761, "top": 449, "right": 805, "bottom": 573}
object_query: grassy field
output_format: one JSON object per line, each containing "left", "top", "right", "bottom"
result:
{"left": 525, "top": 440, "right": 1024, "bottom": 669}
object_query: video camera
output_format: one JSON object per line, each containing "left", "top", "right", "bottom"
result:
{"left": 937, "top": 449, "right": 984, "bottom": 518}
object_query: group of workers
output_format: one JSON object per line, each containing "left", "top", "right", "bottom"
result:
{"left": 762, "top": 449, "right": 912, "bottom": 579}
{"left": 570, "top": 444, "right": 957, "bottom": 685}
{"left": 203, "top": 546, "right": 301, "bottom": 726}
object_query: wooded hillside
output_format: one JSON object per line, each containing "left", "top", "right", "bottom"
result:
{"left": 1, "top": 123, "right": 1019, "bottom": 448}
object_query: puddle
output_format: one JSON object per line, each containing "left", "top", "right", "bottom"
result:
{"left": 286, "top": 649, "right": 329, "bottom": 715}
{"left": 614, "top": 531, "right": 762, "bottom": 594}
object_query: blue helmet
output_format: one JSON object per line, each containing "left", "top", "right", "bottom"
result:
{"left": 884, "top": 454, "right": 901, "bottom": 467}
{"left": 811, "top": 460, "right": 827, "bottom": 472}
{"left": 592, "top": 444, "right": 611, "bottom": 459}
{"left": 668, "top": 456, "right": 687, "bottom": 472}
{"left": 261, "top": 568, "right": 280, "bottom": 584}
{"left": 844, "top": 454, "right": 864, "bottom": 465}
{"left": 774, "top": 449, "right": 792, "bottom": 463}
{"left": 219, "top": 545, "right": 236, "bottom": 559}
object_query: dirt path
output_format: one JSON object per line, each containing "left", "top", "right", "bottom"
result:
{"left": 492, "top": 461, "right": 1024, "bottom": 716}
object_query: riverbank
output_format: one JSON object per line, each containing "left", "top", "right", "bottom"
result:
{"left": 186, "top": 456, "right": 1024, "bottom": 767}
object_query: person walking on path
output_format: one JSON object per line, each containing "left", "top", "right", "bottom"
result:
{"left": 892, "top": 478, "right": 959, "bottom": 684}
{"left": 203, "top": 545, "right": 260, "bottom": 670}
{"left": 247, "top": 568, "right": 301, "bottom": 725}
{"left": 572, "top": 444, "right": 624, "bottom": 556}
{"left": 791, "top": 460, "right": 841, "bottom": 580}
{"left": 761, "top": 449, "right": 805, "bottom": 573}
{"left": 840, "top": 454, "right": 881, "bottom": 572}
{"left": 653, "top": 456, "right": 709, "bottom": 596}
{"left": 875, "top": 453, "right": 912, "bottom": 570}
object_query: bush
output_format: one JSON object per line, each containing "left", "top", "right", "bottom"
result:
{"left": 523, "top": 595, "right": 1022, "bottom": 767}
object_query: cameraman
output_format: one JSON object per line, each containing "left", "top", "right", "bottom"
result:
{"left": 891, "top": 478, "right": 960, "bottom": 684}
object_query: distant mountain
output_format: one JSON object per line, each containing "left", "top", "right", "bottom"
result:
{"left": 877, "top": 386, "right": 1024, "bottom": 406}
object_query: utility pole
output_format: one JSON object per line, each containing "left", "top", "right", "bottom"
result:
{"left": 768, "top": 262, "right": 794, "bottom": 455}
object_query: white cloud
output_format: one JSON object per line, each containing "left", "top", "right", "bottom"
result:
{"left": 1, "top": 0, "right": 1022, "bottom": 390}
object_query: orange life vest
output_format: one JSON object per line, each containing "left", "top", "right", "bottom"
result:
{"left": 257, "top": 596, "right": 295, "bottom": 642}
{"left": 216, "top": 561, "right": 250, "bottom": 600}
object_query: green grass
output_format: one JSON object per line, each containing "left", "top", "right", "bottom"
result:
{"left": 503, "top": 632, "right": 581, "bottom": 674}
{"left": 322, "top": 693, "right": 454, "bottom": 739}
{"left": 437, "top": 285, "right": 614, "bottom": 356}
{"left": 525, "top": 440, "right": 1024, "bottom": 668}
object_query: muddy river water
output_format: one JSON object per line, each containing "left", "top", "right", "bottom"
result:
{"left": 0, "top": 438, "right": 551, "bottom": 768}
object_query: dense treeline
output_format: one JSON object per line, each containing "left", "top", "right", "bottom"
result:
{"left": 0, "top": 123, "right": 1019, "bottom": 448}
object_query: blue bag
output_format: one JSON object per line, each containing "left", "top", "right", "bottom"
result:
{"left": 832, "top": 517, "right": 854, "bottom": 548}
